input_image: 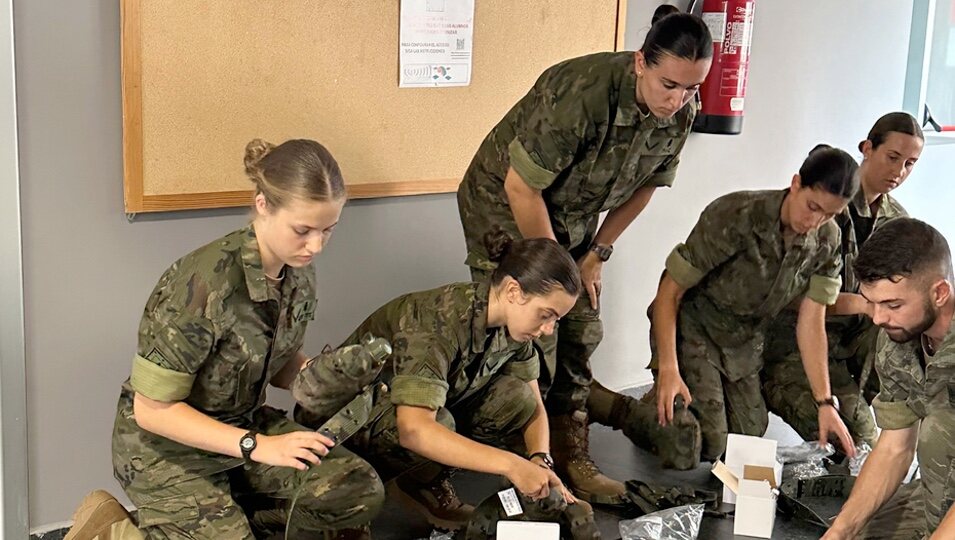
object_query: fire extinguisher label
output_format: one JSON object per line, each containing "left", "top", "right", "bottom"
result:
{"left": 730, "top": 97, "right": 745, "bottom": 111}
{"left": 701, "top": 12, "right": 726, "bottom": 43}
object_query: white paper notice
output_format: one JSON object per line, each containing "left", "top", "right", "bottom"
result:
{"left": 399, "top": 0, "right": 474, "bottom": 87}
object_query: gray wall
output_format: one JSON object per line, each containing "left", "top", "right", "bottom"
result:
{"left": 15, "top": 0, "right": 932, "bottom": 529}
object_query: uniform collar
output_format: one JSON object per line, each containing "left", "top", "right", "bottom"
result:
{"left": 755, "top": 189, "right": 820, "bottom": 251}
{"left": 470, "top": 281, "right": 512, "bottom": 355}
{"left": 926, "top": 312, "right": 955, "bottom": 368}
{"left": 613, "top": 55, "right": 676, "bottom": 130}
{"left": 240, "top": 225, "right": 271, "bottom": 303}
{"left": 851, "top": 189, "right": 901, "bottom": 220}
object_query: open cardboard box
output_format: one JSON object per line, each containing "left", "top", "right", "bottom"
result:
{"left": 712, "top": 434, "right": 783, "bottom": 539}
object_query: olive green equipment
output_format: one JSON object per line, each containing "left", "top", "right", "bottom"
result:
{"left": 588, "top": 381, "right": 702, "bottom": 470}
{"left": 285, "top": 334, "right": 392, "bottom": 540}
{"left": 456, "top": 485, "right": 600, "bottom": 539}
{"left": 291, "top": 333, "right": 393, "bottom": 437}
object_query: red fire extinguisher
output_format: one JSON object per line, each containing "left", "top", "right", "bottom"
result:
{"left": 692, "top": 0, "right": 756, "bottom": 135}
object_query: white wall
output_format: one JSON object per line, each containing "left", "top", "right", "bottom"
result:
{"left": 16, "top": 0, "right": 926, "bottom": 529}
{"left": 0, "top": 0, "right": 24, "bottom": 536}
{"left": 594, "top": 0, "right": 917, "bottom": 389}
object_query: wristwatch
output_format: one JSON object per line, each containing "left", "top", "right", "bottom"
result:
{"left": 528, "top": 452, "right": 555, "bottom": 470}
{"left": 815, "top": 396, "right": 840, "bottom": 412}
{"left": 589, "top": 243, "right": 613, "bottom": 262}
{"left": 239, "top": 431, "right": 258, "bottom": 461}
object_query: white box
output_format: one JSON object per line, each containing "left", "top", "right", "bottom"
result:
{"left": 734, "top": 479, "right": 777, "bottom": 538}
{"left": 721, "top": 434, "right": 782, "bottom": 505}
{"left": 496, "top": 520, "right": 560, "bottom": 540}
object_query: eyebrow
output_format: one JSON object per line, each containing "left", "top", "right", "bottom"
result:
{"left": 662, "top": 77, "right": 702, "bottom": 88}
{"left": 858, "top": 290, "right": 902, "bottom": 304}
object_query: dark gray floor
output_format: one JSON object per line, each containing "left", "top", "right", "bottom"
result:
{"left": 33, "top": 387, "right": 829, "bottom": 540}
{"left": 372, "top": 386, "right": 827, "bottom": 540}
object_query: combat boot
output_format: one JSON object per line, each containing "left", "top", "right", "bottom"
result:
{"left": 588, "top": 380, "right": 701, "bottom": 470}
{"left": 64, "top": 490, "right": 137, "bottom": 540}
{"left": 391, "top": 470, "right": 475, "bottom": 531}
{"left": 550, "top": 410, "right": 626, "bottom": 505}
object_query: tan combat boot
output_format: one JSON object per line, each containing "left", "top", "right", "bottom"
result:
{"left": 550, "top": 410, "right": 627, "bottom": 505}
{"left": 391, "top": 470, "right": 475, "bottom": 531}
{"left": 64, "top": 490, "right": 137, "bottom": 540}
{"left": 588, "top": 380, "right": 701, "bottom": 470}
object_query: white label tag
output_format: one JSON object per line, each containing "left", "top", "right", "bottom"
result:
{"left": 497, "top": 487, "right": 523, "bottom": 517}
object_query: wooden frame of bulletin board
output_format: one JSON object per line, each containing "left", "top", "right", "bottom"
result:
{"left": 121, "top": 1, "right": 627, "bottom": 213}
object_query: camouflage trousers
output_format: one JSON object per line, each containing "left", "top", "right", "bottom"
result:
{"left": 761, "top": 354, "right": 878, "bottom": 448}
{"left": 762, "top": 314, "right": 880, "bottom": 447}
{"left": 470, "top": 265, "right": 602, "bottom": 416}
{"left": 351, "top": 375, "right": 537, "bottom": 482}
{"left": 650, "top": 312, "right": 769, "bottom": 462}
{"left": 854, "top": 407, "right": 955, "bottom": 539}
{"left": 117, "top": 407, "right": 384, "bottom": 539}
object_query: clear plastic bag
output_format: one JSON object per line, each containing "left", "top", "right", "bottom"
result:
{"left": 619, "top": 504, "right": 704, "bottom": 540}
{"left": 414, "top": 531, "right": 454, "bottom": 540}
{"left": 789, "top": 460, "right": 829, "bottom": 480}
{"left": 848, "top": 442, "right": 873, "bottom": 476}
{"left": 776, "top": 441, "right": 835, "bottom": 464}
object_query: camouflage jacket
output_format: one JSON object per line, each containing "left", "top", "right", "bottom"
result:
{"left": 458, "top": 51, "right": 697, "bottom": 269}
{"left": 664, "top": 189, "right": 843, "bottom": 380}
{"left": 871, "top": 316, "right": 955, "bottom": 530}
{"left": 113, "top": 226, "right": 316, "bottom": 483}
{"left": 872, "top": 316, "right": 955, "bottom": 429}
{"left": 766, "top": 191, "right": 907, "bottom": 362}
{"left": 341, "top": 282, "right": 539, "bottom": 411}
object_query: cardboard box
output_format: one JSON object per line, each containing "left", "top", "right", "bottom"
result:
{"left": 721, "top": 434, "right": 782, "bottom": 505}
{"left": 734, "top": 478, "right": 777, "bottom": 538}
{"left": 496, "top": 520, "right": 560, "bottom": 540}
{"left": 711, "top": 434, "right": 783, "bottom": 539}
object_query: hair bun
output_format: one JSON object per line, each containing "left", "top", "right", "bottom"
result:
{"left": 484, "top": 228, "right": 515, "bottom": 263}
{"left": 652, "top": 4, "right": 680, "bottom": 25}
{"left": 244, "top": 139, "right": 276, "bottom": 178}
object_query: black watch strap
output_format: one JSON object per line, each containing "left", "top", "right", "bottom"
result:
{"left": 589, "top": 243, "right": 613, "bottom": 262}
{"left": 815, "top": 397, "right": 839, "bottom": 411}
{"left": 528, "top": 452, "right": 554, "bottom": 470}
{"left": 239, "top": 430, "right": 258, "bottom": 461}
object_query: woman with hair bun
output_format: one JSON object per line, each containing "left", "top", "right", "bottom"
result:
{"left": 65, "top": 139, "right": 384, "bottom": 539}
{"left": 594, "top": 144, "right": 864, "bottom": 469}
{"left": 456, "top": 4, "right": 713, "bottom": 503}
{"left": 762, "top": 112, "right": 925, "bottom": 450}
{"left": 296, "top": 231, "right": 583, "bottom": 531}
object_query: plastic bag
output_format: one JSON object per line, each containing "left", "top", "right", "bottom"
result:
{"left": 414, "top": 531, "right": 454, "bottom": 540}
{"left": 619, "top": 504, "right": 704, "bottom": 540}
{"left": 776, "top": 441, "right": 835, "bottom": 464}
{"left": 789, "top": 460, "right": 829, "bottom": 480}
{"left": 848, "top": 442, "right": 873, "bottom": 476}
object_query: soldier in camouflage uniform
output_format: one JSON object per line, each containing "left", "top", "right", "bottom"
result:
{"left": 824, "top": 218, "right": 955, "bottom": 540}
{"left": 456, "top": 11, "right": 713, "bottom": 503}
{"left": 65, "top": 140, "right": 384, "bottom": 540}
{"left": 619, "top": 146, "right": 861, "bottom": 465}
{"left": 762, "top": 113, "right": 924, "bottom": 449}
{"left": 294, "top": 237, "right": 584, "bottom": 532}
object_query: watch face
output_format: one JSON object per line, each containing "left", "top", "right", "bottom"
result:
{"left": 241, "top": 437, "right": 255, "bottom": 450}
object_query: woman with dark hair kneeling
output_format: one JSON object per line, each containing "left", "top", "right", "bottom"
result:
{"left": 295, "top": 232, "right": 583, "bottom": 532}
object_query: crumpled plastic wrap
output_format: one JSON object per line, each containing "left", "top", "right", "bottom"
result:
{"left": 619, "top": 504, "right": 704, "bottom": 540}
{"left": 788, "top": 460, "right": 829, "bottom": 480}
{"left": 848, "top": 442, "right": 873, "bottom": 476}
{"left": 776, "top": 441, "right": 835, "bottom": 464}
{"left": 414, "top": 531, "right": 454, "bottom": 540}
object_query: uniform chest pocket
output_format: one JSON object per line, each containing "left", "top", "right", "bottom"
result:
{"left": 191, "top": 343, "right": 266, "bottom": 413}
{"left": 270, "top": 298, "right": 314, "bottom": 372}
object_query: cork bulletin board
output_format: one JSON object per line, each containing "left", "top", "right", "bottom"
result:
{"left": 121, "top": 1, "right": 626, "bottom": 213}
